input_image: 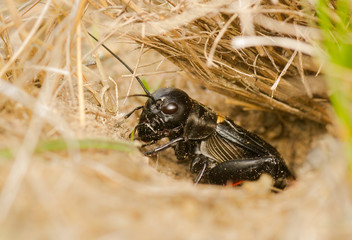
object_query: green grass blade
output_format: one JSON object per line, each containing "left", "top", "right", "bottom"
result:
{"left": 0, "top": 139, "right": 137, "bottom": 160}
{"left": 316, "top": 0, "right": 352, "bottom": 174}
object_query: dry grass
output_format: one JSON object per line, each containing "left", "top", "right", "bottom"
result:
{"left": 90, "top": 0, "right": 331, "bottom": 123}
{"left": 0, "top": 0, "right": 351, "bottom": 239}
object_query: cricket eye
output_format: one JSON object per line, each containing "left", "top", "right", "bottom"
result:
{"left": 161, "top": 102, "right": 178, "bottom": 114}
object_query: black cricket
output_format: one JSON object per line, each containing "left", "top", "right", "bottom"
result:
{"left": 89, "top": 33, "right": 295, "bottom": 189}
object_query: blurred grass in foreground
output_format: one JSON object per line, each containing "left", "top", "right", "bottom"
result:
{"left": 317, "top": 0, "right": 352, "bottom": 173}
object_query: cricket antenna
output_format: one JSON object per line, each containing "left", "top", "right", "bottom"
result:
{"left": 88, "top": 32, "right": 153, "bottom": 99}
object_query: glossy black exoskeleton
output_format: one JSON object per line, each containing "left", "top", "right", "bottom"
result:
{"left": 90, "top": 33, "right": 295, "bottom": 189}
{"left": 134, "top": 87, "right": 294, "bottom": 189}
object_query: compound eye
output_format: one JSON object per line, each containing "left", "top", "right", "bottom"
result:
{"left": 161, "top": 102, "right": 178, "bottom": 114}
